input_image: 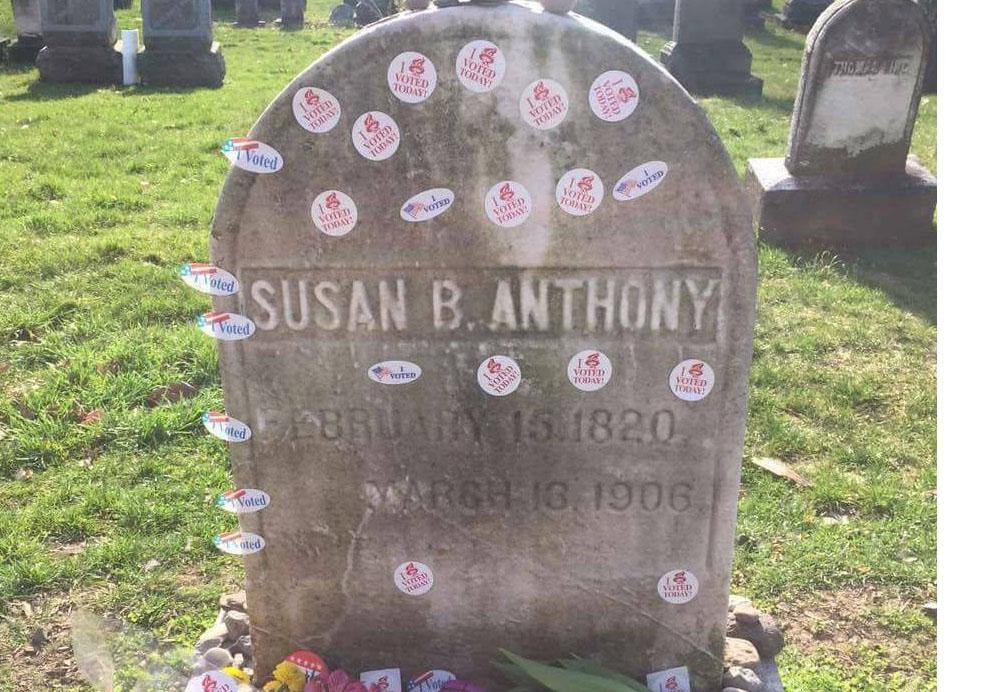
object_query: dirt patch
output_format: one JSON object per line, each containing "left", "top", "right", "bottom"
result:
{"left": 0, "top": 594, "right": 90, "bottom": 691}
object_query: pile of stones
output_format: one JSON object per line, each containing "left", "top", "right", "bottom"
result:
{"left": 721, "top": 596, "right": 787, "bottom": 692}
{"left": 191, "top": 591, "right": 255, "bottom": 680}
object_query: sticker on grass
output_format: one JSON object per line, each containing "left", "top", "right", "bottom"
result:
{"left": 203, "top": 412, "right": 252, "bottom": 443}
{"left": 520, "top": 79, "right": 569, "bottom": 130}
{"left": 179, "top": 263, "right": 238, "bottom": 296}
{"left": 221, "top": 138, "right": 283, "bottom": 173}
{"left": 293, "top": 86, "right": 341, "bottom": 133}
{"left": 658, "top": 569, "right": 698, "bottom": 604}
{"left": 185, "top": 672, "right": 240, "bottom": 692}
{"left": 485, "top": 181, "right": 532, "bottom": 228}
{"left": 401, "top": 188, "right": 455, "bottom": 222}
{"left": 646, "top": 667, "right": 691, "bottom": 692}
{"left": 368, "top": 360, "right": 422, "bottom": 385}
{"left": 589, "top": 70, "right": 640, "bottom": 122}
{"left": 362, "top": 669, "right": 403, "bottom": 692}
{"left": 395, "top": 561, "right": 434, "bottom": 596}
{"left": 556, "top": 169, "right": 604, "bottom": 216}
{"left": 477, "top": 355, "right": 521, "bottom": 397}
{"left": 613, "top": 161, "right": 668, "bottom": 201}
{"left": 197, "top": 312, "right": 255, "bottom": 341}
{"left": 456, "top": 40, "right": 505, "bottom": 92}
{"left": 669, "top": 359, "right": 715, "bottom": 402}
{"left": 408, "top": 670, "right": 456, "bottom": 691}
{"left": 567, "top": 350, "right": 612, "bottom": 392}
{"left": 389, "top": 51, "right": 438, "bottom": 103}
{"left": 311, "top": 190, "right": 358, "bottom": 237}
{"left": 353, "top": 111, "right": 401, "bottom": 161}
{"left": 217, "top": 489, "right": 270, "bottom": 514}
{"left": 286, "top": 650, "right": 329, "bottom": 680}
{"left": 214, "top": 531, "right": 265, "bottom": 556}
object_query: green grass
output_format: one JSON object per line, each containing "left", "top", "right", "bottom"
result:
{"left": 0, "top": 2, "right": 935, "bottom": 690}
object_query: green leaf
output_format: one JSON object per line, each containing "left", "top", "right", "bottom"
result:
{"left": 558, "top": 658, "right": 651, "bottom": 692}
{"left": 499, "top": 650, "right": 645, "bottom": 692}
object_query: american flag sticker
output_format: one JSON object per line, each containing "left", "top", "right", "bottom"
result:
{"left": 179, "top": 263, "right": 238, "bottom": 296}
{"left": 214, "top": 531, "right": 265, "bottom": 556}
{"left": 613, "top": 161, "right": 668, "bottom": 201}
{"left": 202, "top": 411, "right": 252, "bottom": 442}
{"left": 196, "top": 312, "right": 255, "bottom": 341}
{"left": 217, "top": 488, "right": 270, "bottom": 514}
{"left": 221, "top": 138, "right": 283, "bottom": 173}
{"left": 400, "top": 188, "right": 454, "bottom": 223}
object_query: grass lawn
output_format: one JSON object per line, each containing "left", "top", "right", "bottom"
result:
{"left": 0, "top": 1, "right": 936, "bottom": 690}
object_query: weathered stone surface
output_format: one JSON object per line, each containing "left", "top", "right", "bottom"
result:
{"left": 139, "top": 42, "right": 225, "bottom": 88}
{"left": 224, "top": 609, "right": 250, "bottom": 639}
{"left": 211, "top": 3, "right": 756, "bottom": 690}
{"left": 722, "top": 666, "right": 763, "bottom": 692}
{"left": 724, "top": 637, "right": 760, "bottom": 670}
{"left": 139, "top": 0, "right": 225, "bottom": 87}
{"left": 36, "top": 0, "right": 121, "bottom": 83}
{"left": 747, "top": 0, "right": 936, "bottom": 248}
{"left": 220, "top": 589, "right": 248, "bottom": 611}
{"left": 732, "top": 602, "right": 760, "bottom": 625}
{"left": 660, "top": 0, "right": 763, "bottom": 97}
{"left": 11, "top": 0, "right": 44, "bottom": 60}
{"left": 726, "top": 611, "right": 785, "bottom": 659}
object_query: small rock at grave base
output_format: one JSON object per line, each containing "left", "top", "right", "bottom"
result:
{"left": 724, "top": 637, "right": 761, "bottom": 670}
{"left": 727, "top": 612, "right": 786, "bottom": 659}
{"left": 203, "top": 647, "right": 234, "bottom": 669}
{"left": 219, "top": 590, "right": 247, "bottom": 612}
{"left": 729, "top": 594, "right": 753, "bottom": 612}
{"left": 734, "top": 603, "right": 761, "bottom": 625}
{"left": 195, "top": 636, "right": 224, "bottom": 655}
{"left": 190, "top": 655, "right": 209, "bottom": 675}
{"left": 233, "top": 652, "right": 244, "bottom": 668}
{"left": 723, "top": 666, "right": 764, "bottom": 692}
{"left": 224, "top": 610, "right": 250, "bottom": 639}
{"left": 230, "top": 634, "right": 252, "bottom": 658}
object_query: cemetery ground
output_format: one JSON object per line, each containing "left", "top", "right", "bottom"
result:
{"left": 0, "top": 2, "right": 936, "bottom": 691}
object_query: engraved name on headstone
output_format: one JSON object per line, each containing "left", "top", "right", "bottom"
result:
{"left": 36, "top": 0, "right": 121, "bottom": 83}
{"left": 211, "top": 4, "right": 756, "bottom": 691}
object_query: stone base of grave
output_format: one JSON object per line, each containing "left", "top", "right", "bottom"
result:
{"left": 139, "top": 43, "right": 226, "bottom": 88}
{"left": 660, "top": 41, "right": 764, "bottom": 97}
{"left": 36, "top": 44, "right": 123, "bottom": 85}
{"left": 8, "top": 37, "right": 45, "bottom": 63}
{"left": 746, "top": 157, "right": 937, "bottom": 249}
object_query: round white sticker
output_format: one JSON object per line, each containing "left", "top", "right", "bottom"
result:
{"left": 311, "top": 190, "right": 358, "bottom": 237}
{"left": 555, "top": 169, "right": 604, "bottom": 217}
{"left": 292, "top": 86, "right": 341, "bottom": 133}
{"left": 485, "top": 181, "right": 532, "bottom": 228}
{"left": 670, "top": 359, "right": 715, "bottom": 402}
{"left": 613, "top": 161, "right": 669, "bottom": 201}
{"left": 352, "top": 111, "right": 401, "bottom": 161}
{"left": 567, "top": 350, "right": 613, "bottom": 392}
{"left": 589, "top": 70, "right": 640, "bottom": 122}
{"left": 456, "top": 40, "right": 506, "bottom": 93}
{"left": 395, "top": 561, "right": 434, "bottom": 596}
{"left": 368, "top": 360, "right": 423, "bottom": 385}
{"left": 520, "top": 78, "right": 570, "bottom": 130}
{"left": 388, "top": 51, "right": 438, "bottom": 103}
{"left": 185, "top": 672, "right": 240, "bottom": 692}
{"left": 401, "top": 188, "right": 455, "bottom": 222}
{"left": 658, "top": 569, "right": 699, "bottom": 604}
{"left": 477, "top": 355, "right": 522, "bottom": 397}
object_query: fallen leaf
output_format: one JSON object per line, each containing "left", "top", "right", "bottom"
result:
{"left": 13, "top": 399, "right": 36, "bottom": 420}
{"left": 80, "top": 409, "right": 103, "bottom": 425}
{"left": 14, "top": 468, "right": 33, "bottom": 481}
{"left": 749, "top": 457, "right": 811, "bottom": 487}
{"left": 146, "top": 381, "right": 199, "bottom": 407}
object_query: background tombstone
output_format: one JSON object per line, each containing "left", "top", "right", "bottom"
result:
{"left": 745, "top": 0, "right": 771, "bottom": 31}
{"left": 747, "top": 0, "right": 936, "bottom": 247}
{"left": 36, "top": 0, "right": 122, "bottom": 84}
{"left": 661, "top": 0, "right": 763, "bottom": 96}
{"left": 211, "top": 3, "right": 756, "bottom": 690}
{"left": 10, "top": 0, "right": 45, "bottom": 62}
{"left": 235, "top": 0, "right": 261, "bottom": 27}
{"left": 138, "top": 0, "right": 225, "bottom": 88}
{"left": 280, "top": 0, "right": 305, "bottom": 29}
{"left": 773, "top": 0, "right": 833, "bottom": 31}
{"left": 582, "top": 0, "right": 640, "bottom": 42}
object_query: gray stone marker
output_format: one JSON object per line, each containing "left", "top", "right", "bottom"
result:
{"left": 774, "top": 0, "right": 832, "bottom": 31}
{"left": 36, "top": 0, "right": 122, "bottom": 84}
{"left": 585, "top": 0, "right": 640, "bottom": 42}
{"left": 280, "top": 0, "right": 305, "bottom": 29}
{"left": 661, "top": 0, "right": 763, "bottom": 97}
{"left": 10, "top": 0, "right": 45, "bottom": 62}
{"left": 235, "top": 0, "right": 261, "bottom": 27}
{"left": 747, "top": 0, "right": 936, "bottom": 247}
{"left": 211, "top": 3, "right": 756, "bottom": 690}
{"left": 138, "top": 0, "right": 225, "bottom": 87}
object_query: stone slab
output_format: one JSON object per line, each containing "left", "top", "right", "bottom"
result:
{"left": 280, "top": 0, "right": 305, "bottom": 29}
{"left": 8, "top": 35, "right": 45, "bottom": 62}
{"left": 13, "top": 0, "right": 43, "bottom": 37}
{"left": 142, "top": 0, "right": 213, "bottom": 52}
{"left": 36, "top": 41, "right": 122, "bottom": 83}
{"left": 747, "top": 156, "right": 936, "bottom": 248}
{"left": 235, "top": 0, "right": 260, "bottom": 28}
{"left": 210, "top": 3, "right": 757, "bottom": 691}
{"left": 138, "top": 41, "right": 225, "bottom": 87}
{"left": 39, "top": 0, "right": 117, "bottom": 47}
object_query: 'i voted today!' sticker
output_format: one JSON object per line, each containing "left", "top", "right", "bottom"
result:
{"left": 520, "top": 78, "right": 570, "bottom": 130}
{"left": 388, "top": 51, "right": 438, "bottom": 103}
{"left": 203, "top": 412, "right": 252, "bottom": 443}
{"left": 401, "top": 188, "right": 454, "bottom": 223}
{"left": 477, "top": 355, "right": 521, "bottom": 397}
{"left": 485, "top": 181, "right": 532, "bottom": 228}
{"left": 353, "top": 111, "right": 401, "bottom": 161}
{"left": 311, "top": 190, "right": 358, "bottom": 237}
{"left": 179, "top": 263, "right": 238, "bottom": 296}
{"left": 395, "top": 561, "right": 434, "bottom": 596}
{"left": 221, "top": 138, "right": 283, "bottom": 173}
{"left": 657, "top": 569, "right": 699, "bottom": 604}
{"left": 567, "top": 350, "right": 613, "bottom": 392}
{"left": 556, "top": 169, "right": 604, "bottom": 217}
{"left": 214, "top": 531, "right": 265, "bottom": 556}
{"left": 217, "top": 489, "right": 270, "bottom": 514}
{"left": 197, "top": 312, "right": 255, "bottom": 341}
{"left": 670, "top": 359, "right": 715, "bottom": 402}
{"left": 293, "top": 86, "right": 341, "bottom": 133}
{"left": 456, "top": 40, "right": 506, "bottom": 93}
{"left": 589, "top": 70, "right": 640, "bottom": 122}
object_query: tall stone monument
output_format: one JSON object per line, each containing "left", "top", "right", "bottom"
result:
{"left": 661, "top": 0, "right": 763, "bottom": 97}
{"left": 773, "top": 0, "right": 832, "bottom": 31}
{"left": 280, "top": 0, "right": 305, "bottom": 29}
{"left": 235, "top": 0, "right": 261, "bottom": 27}
{"left": 747, "top": 0, "right": 936, "bottom": 247}
{"left": 10, "top": 0, "right": 45, "bottom": 62}
{"left": 138, "top": 0, "right": 225, "bottom": 87}
{"left": 211, "top": 3, "right": 756, "bottom": 690}
{"left": 36, "top": 0, "right": 122, "bottom": 84}
{"left": 585, "top": 0, "right": 640, "bottom": 42}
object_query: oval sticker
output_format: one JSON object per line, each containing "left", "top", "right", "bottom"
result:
{"left": 179, "top": 263, "right": 238, "bottom": 296}
{"left": 185, "top": 672, "right": 240, "bottom": 692}
{"left": 352, "top": 111, "right": 401, "bottom": 161}
{"left": 293, "top": 86, "right": 341, "bottom": 133}
{"left": 389, "top": 51, "right": 438, "bottom": 103}
{"left": 485, "top": 181, "right": 532, "bottom": 228}
{"left": 408, "top": 670, "right": 457, "bottom": 691}
{"left": 196, "top": 312, "right": 256, "bottom": 341}
{"left": 670, "top": 359, "right": 715, "bottom": 402}
{"left": 477, "top": 355, "right": 521, "bottom": 397}
{"left": 395, "top": 561, "right": 434, "bottom": 596}
{"left": 203, "top": 412, "right": 252, "bottom": 443}
{"left": 369, "top": 360, "right": 422, "bottom": 385}
{"left": 613, "top": 161, "right": 668, "bottom": 201}
{"left": 456, "top": 40, "right": 505, "bottom": 93}
{"left": 401, "top": 188, "right": 455, "bottom": 223}
{"left": 589, "top": 70, "right": 640, "bottom": 122}
{"left": 221, "top": 138, "right": 283, "bottom": 173}
{"left": 214, "top": 531, "right": 265, "bottom": 556}
{"left": 567, "top": 350, "right": 613, "bottom": 392}
{"left": 311, "top": 190, "right": 358, "bottom": 237}
{"left": 520, "top": 78, "right": 570, "bottom": 130}
{"left": 286, "top": 650, "right": 329, "bottom": 680}
{"left": 556, "top": 168, "right": 604, "bottom": 217}
{"left": 217, "top": 488, "right": 271, "bottom": 514}
{"left": 658, "top": 569, "right": 699, "bottom": 604}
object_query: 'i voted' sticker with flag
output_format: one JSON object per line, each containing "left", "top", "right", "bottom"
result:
{"left": 407, "top": 670, "right": 456, "bottom": 691}
{"left": 196, "top": 312, "right": 255, "bottom": 341}
{"left": 217, "top": 489, "right": 270, "bottom": 514}
{"left": 293, "top": 86, "right": 341, "bottom": 133}
{"left": 203, "top": 412, "right": 252, "bottom": 443}
{"left": 368, "top": 361, "right": 422, "bottom": 385}
{"left": 214, "top": 531, "right": 265, "bottom": 556}
{"left": 221, "top": 138, "right": 283, "bottom": 173}
{"left": 613, "top": 161, "right": 668, "bottom": 201}
{"left": 179, "top": 263, "right": 238, "bottom": 296}
{"left": 401, "top": 188, "right": 455, "bottom": 223}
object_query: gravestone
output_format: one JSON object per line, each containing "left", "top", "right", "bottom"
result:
{"left": 774, "top": 0, "right": 832, "bottom": 30}
{"left": 745, "top": 0, "right": 771, "bottom": 30}
{"left": 139, "top": 0, "right": 225, "bottom": 87}
{"left": 235, "top": 0, "right": 261, "bottom": 27}
{"left": 747, "top": 0, "right": 936, "bottom": 247}
{"left": 210, "top": 3, "right": 756, "bottom": 691}
{"left": 280, "top": 0, "right": 305, "bottom": 29}
{"left": 10, "top": 0, "right": 45, "bottom": 62}
{"left": 36, "top": 0, "right": 122, "bottom": 84}
{"left": 660, "top": 0, "right": 763, "bottom": 96}
{"left": 585, "top": 0, "right": 640, "bottom": 42}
